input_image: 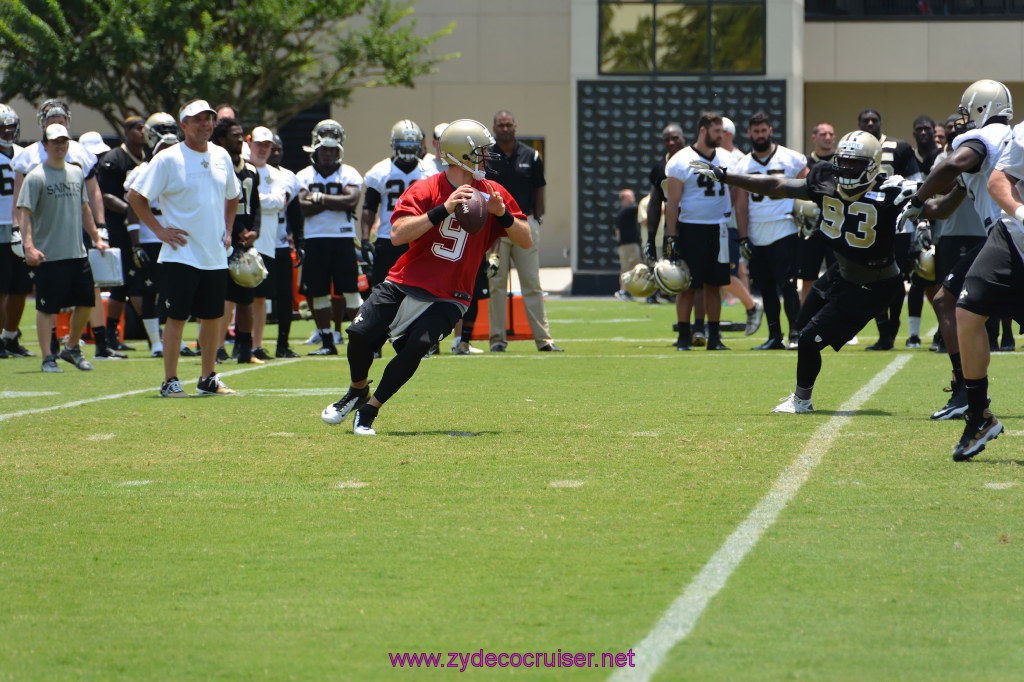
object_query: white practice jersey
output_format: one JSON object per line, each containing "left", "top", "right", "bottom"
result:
{"left": 295, "top": 163, "right": 362, "bottom": 238}
{"left": 274, "top": 166, "right": 300, "bottom": 249}
{"left": 12, "top": 140, "right": 97, "bottom": 178}
{"left": 955, "top": 122, "right": 1012, "bottom": 230}
{"left": 124, "top": 161, "right": 163, "bottom": 245}
{"left": 733, "top": 145, "right": 806, "bottom": 245}
{"left": 666, "top": 146, "right": 735, "bottom": 225}
{"left": 254, "top": 163, "right": 293, "bottom": 258}
{"left": 1, "top": 143, "right": 23, "bottom": 241}
{"left": 363, "top": 157, "right": 435, "bottom": 239}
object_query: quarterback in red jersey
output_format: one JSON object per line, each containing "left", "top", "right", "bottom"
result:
{"left": 320, "top": 119, "right": 531, "bottom": 435}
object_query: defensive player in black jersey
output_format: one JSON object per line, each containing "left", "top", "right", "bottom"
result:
{"left": 644, "top": 124, "right": 685, "bottom": 263}
{"left": 690, "top": 131, "right": 910, "bottom": 413}
{"left": 212, "top": 118, "right": 262, "bottom": 364}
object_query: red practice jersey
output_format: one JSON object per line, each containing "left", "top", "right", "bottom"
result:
{"left": 388, "top": 172, "right": 525, "bottom": 304}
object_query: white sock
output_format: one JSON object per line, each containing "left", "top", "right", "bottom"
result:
{"left": 143, "top": 318, "right": 161, "bottom": 346}
{"left": 909, "top": 316, "right": 921, "bottom": 337}
{"left": 1, "top": 330, "right": 16, "bottom": 340}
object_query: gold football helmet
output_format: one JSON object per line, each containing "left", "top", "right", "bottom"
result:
{"left": 623, "top": 263, "right": 658, "bottom": 298}
{"left": 956, "top": 79, "right": 1013, "bottom": 133}
{"left": 228, "top": 247, "right": 268, "bottom": 288}
{"left": 833, "top": 131, "right": 882, "bottom": 196}
{"left": 390, "top": 119, "right": 424, "bottom": 162}
{"left": 143, "top": 112, "right": 179, "bottom": 150}
{"left": 913, "top": 245, "right": 936, "bottom": 281}
{"left": 438, "top": 119, "right": 498, "bottom": 180}
{"left": 653, "top": 259, "right": 691, "bottom": 296}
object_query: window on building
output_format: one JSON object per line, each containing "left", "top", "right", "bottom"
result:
{"left": 600, "top": 1, "right": 765, "bottom": 75}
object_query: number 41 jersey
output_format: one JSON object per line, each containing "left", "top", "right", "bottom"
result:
{"left": 665, "top": 145, "right": 736, "bottom": 225}
{"left": 805, "top": 163, "right": 903, "bottom": 267}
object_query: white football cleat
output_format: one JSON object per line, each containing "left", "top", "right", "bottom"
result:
{"left": 771, "top": 393, "right": 814, "bottom": 414}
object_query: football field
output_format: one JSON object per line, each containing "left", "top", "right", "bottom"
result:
{"left": 2, "top": 297, "right": 1023, "bottom": 680}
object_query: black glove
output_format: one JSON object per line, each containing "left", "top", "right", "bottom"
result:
{"left": 665, "top": 235, "right": 680, "bottom": 263}
{"left": 131, "top": 245, "right": 150, "bottom": 269}
{"left": 487, "top": 253, "right": 500, "bottom": 279}
{"left": 739, "top": 237, "right": 753, "bottom": 262}
{"left": 643, "top": 241, "right": 658, "bottom": 264}
{"left": 360, "top": 241, "right": 374, "bottom": 266}
{"left": 293, "top": 245, "right": 305, "bottom": 268}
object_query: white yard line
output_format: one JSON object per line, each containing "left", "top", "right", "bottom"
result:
{"left": 0, "top": 359, "right": 299, "bottom": 423}
{"left": 610, "top": 354, "right": 912, "bottom": 682}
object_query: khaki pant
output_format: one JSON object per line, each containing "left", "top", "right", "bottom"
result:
{"left": 488, "top": 216, "right": 552, "bottom": 349}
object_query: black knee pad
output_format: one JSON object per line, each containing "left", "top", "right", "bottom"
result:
{"left": 799, "top": 326, "right": 830, "bottom": 352}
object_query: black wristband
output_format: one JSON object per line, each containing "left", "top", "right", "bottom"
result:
{"left": 427, "top": 204, "right": 450, "bottom": 226}
{"left": 910, "top": 196, "right": 924, "bottom": 208}
{"left": 496, "top": 210, "right": 514, "bottom": 229}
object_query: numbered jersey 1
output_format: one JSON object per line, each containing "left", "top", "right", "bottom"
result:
{"left": 388, "top": 173, "right": 525, "bottom": 305}
{"left": 363, "top": 158, "right": 434, "bottom": 239}
{"left": 665, "top": 145, "right": 735, "bottom": 225}
{"left": 806, "top": 163, "right": 902, "bottom": 265}
{"left": 296, "top": 163, "right": 363, "bottom": 238}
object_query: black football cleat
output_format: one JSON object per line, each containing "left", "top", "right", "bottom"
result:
{"left": 953, "top": 409, "right": 1003, "bottom": 462}
{"left": 752, "top": 336, "right": 786, "bottom": 350}
{"left": 931, "top": 383, "right": 968, "bottom": 421}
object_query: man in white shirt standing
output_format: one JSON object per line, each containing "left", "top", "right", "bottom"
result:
{"left": 733, "top": 112, "right": 809, "bottom": 349}
{"left": 127, "top": 99, "right": 241, "bottom": 397}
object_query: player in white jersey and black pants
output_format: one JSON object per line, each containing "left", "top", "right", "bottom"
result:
{"left": 895, "top": 80, "right": 1014, "bottom": 431}
{"left": 296, "top": 119, "right": 363, "bottom": 356}
{"left": 0, "top": 103, "right": 30, "bottom": 358}
{"left": 127, "top": 99, "right": 242, "bottom": 397}
{"left": 732, "top": 112, "right": 808, "bottom": 350}
{"left": 664, "top": 112, "right": 737, "bottom": 350}
{"left": 268, "top": 136, "right": 303, "bottom": 358}
{"left": 246, "top": 126, "right": 293, "bottom": 361}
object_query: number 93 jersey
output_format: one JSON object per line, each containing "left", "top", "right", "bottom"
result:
{"left": 805, "top": 163, "right": 903, "bottom": 266}
{"left": 665, "top": 146, "right": 736, "bottom": 225}
{"left": 295, "top": 163, "right": 363, "bottom": 238}
{"left": 362, "top": 158, "right": 435, "bottom": 240}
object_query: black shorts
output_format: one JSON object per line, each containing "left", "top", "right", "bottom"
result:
{"left": 803, "top": 264, "right": 903, "bottom": 351}
{"left": 275, "top": 246, "right": 295, "bottom": 301}
{"left": 728, "top": 227, "right": 741, "bottom": 277}
{"left": 160, "top": 262, "right": 227, "bottom": 321}
{"left": 348, "top": 280, "right": 462, "bottom": 349}
{"left": 226, "top": 275, "right": 255, "bottom": 305}
{"left": 678, "top": 222, "right": 730, "bottom": 288}
{"left": 936, "top": 235, "right": 985, "bottom": 286}
{"left": 30, "top": 258, "right": 95, "bottom": 314}
{"left": 797, "top": 231, "right": 830, "bottom": 280}
{"left": 0, "top": 245, "right": 33, "bottom": 295}
{"left": 251, "top": 253, "right": 277, "bottom": 299}
{"left": 300, "top": 237, "right": 358, "bottom": 298}
{"left": 957, "top": 222, "right": 1024, "bottom": 321}
{"left": 371, "top": 238, "right": 410, "bottom": 289}
{"left": 940, "top": 240, "right": 986, "bottom": 297}
{"left": 128, "top": 243, "right": 162, "bottom": 296}
{"left": 749, "top": 234, "right": 799, "bottom": 291}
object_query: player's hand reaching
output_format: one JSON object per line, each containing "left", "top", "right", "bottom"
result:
{"left": 896, "top": 197, "right": 924, "bottom": 232}
{"left": 643, "top": 241, "right": 658, "bottom": 265}
{"left": 487, "top": 252, "right": 500, "bottom": 279}
{"left": 689, "top": 159, "right": 727, "bottom": 182}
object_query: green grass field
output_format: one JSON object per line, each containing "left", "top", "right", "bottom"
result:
{"left": 2, "top": 297, "right": 1023, "bottom": 681}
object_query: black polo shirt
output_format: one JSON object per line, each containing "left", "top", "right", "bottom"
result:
{"left": 97, "top": 144, "right": 142, "bottom": 236}
{"left": 485, "top": 141, "right": 545, "bottom": 217}
{"left": 616, "top": 205, "right": 639, "bottom": 245}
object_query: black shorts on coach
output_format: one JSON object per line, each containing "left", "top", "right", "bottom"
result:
{"left": 30, "top": 257, "right": 95, "bottom": 314}
{"left": 160, "top": 262, "right": 227, "bottom": 320}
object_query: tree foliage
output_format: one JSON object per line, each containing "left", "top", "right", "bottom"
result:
{"left": 0, "top": 0, "right": 454, "bottom": 132}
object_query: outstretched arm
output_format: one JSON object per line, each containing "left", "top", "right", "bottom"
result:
{"left": 689, "top": 159, "right": 811, "bottom": 200}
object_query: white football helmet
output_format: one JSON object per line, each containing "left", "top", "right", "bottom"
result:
{"left": 653, "top": 259, "right": 690, "bottom": 295}
{"left": 303, "top": 119, "right": 345, "bottom": 159}
{"left": 956, "top": 79, "right": 1013, "bottom": 133}
{"left": 390, "top": 119, "right": 424, "bottom": 162}
{"left": 228, "top": 247, "right": 268, "bottom": 288}
{"left": 0, "top": 104, "right": 19, "bottom": 147}
{"left": 623, "top": 263, "right": 658, "bottom": 298}
{"left": 438, "top": 119, "right": 498, "bottom": 180}
{"left": 37, "top": 99, "right": 71, "bottom": 130}
{"left": 832, "top": 131, "right": 882, "bottom": 196}
{"left": 143, "top": 112, "right": 179, "bottom": 150}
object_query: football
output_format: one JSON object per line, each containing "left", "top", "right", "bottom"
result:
{"left": 455, "top": 188, "right": 490, "bottom": 234}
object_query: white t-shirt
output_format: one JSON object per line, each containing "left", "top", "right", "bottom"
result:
{"left": 666, "top": 146, "right": 735, "bottom": 225}
{"left": 954, "top": 122, "right": 1012, "bottom": 231}
{"left": 733, "top": 144, "right": 807, "bottom": 245}
{"left": 274, "top": 167, "right": 300, "bottom": 248}
{"left": 131, "top": 143, "right": 240, "bottom": 269}
{"left": 362, "top": 157, "right": 434, "bottom": 239}
{"left": 1, "top": 142, "right": 24, "bottom": 240}
{"left": 12, "top": 140, "right": 97, "bottom": 178}
{"left": 295, "top": 163, "right": 362, "bottom": 238}
{"left": 124, "top": 161, "right": 163, "bottom": 245}
{"left": 253, "top": 163, "right": 292, "bottom": 257}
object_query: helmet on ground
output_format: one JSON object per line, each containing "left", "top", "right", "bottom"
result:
{"left": 832, "top": 131, "right": 882, "bottom": 196}
{"left": 623, "top": 263, "right": 658, "bottom": 298}
{"left": 438, "top": 119, "right": 498, "bottom": 180}
{"left": 390, "top": 119, "right": 424, "bottom": 162}
{"left": 653, "top": 259, "right": 690, "bottom": 295}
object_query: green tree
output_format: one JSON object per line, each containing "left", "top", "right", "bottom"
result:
{"left": 0, "top": 0, "right": 454, "bottom": 132}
